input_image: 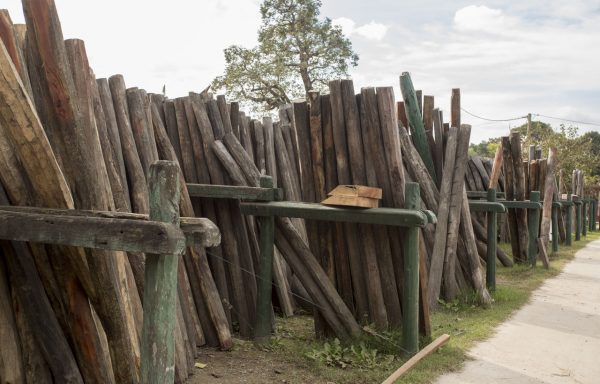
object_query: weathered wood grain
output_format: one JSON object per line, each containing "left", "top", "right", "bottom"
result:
{"left": 428, "top": 127, "right": 458, "bottom": 306}
{"left": 400, "top": 73, "right": 436, "bottom": 180}
{"left": 540, "top": 148, "right": 557, "bottom": 248}
{"left": 510, "top": 132, "right": 528, "bottom": 262}
{"left": 109, "top": 75, "right": 149, "bottom": 214}
{"left": 140, "top": 161, "right": 181, "bottom": 384}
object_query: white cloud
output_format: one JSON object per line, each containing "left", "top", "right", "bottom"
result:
{"left": 354, "top": 21, "right": 389, "bottom": 41}
{"left": 332, "top": 18, "right": 389, "bottom": 41}
{"left": 453, "top": 5, "right": 517, "bottom": 32}
{"left": 343, "top": 2, "right": 600, "bottom": 142}
{"left": 332, "top": 17, "right": 356, "bottom": 36}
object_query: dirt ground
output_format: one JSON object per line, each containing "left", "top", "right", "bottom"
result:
{"left": 187, "top": 316, "right": 339, "bottom": 384}
{"left": 187, "top": 344, "right": 326, "bottom": 384}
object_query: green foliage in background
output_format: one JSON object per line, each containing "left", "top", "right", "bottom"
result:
{"left": 213, "top": 0, "right": 358, "bottom": 111}
{"left": 469, "top": 121, "right": 600, "bottom": 192}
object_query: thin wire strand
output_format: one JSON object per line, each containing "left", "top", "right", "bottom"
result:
{"left": 204, "top": 249, "right": 326, "bottom": 312}
{"left": 461, "top": 107, "right": 527, "bottom": 122}
{"left": 532, "top": 113, "right": 600, "bottom": 127}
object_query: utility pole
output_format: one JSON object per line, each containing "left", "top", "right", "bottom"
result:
{"left": 527, "top": 113, "right": 532, "bottom": 138}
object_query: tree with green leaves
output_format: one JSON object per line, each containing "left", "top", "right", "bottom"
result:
{"left": 469, "top": 121, "right": 600, "bottom": 191}
{"left": 212, "top": 0, "right": 359, "bottom": 111}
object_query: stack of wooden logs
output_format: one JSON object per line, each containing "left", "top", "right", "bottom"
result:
{"left": 466, "top": 142, "right": 560, "bottom": 262}
{"left": 0, "top": 1, "right": 551, "bottom": 382}
{"left": 395, "top": 79, "right": 492, "bottom": 308}
{"left": 0, "top": 2, "right": 238, "bottom": 383}
{"left": 0, "top": 4, "right": 364, "bottom": 383}
{"left": 463, "top": 155, "right": 512, "bottom": 266}
{"left": 260, "top": 76, "right": 497, "bottom": 330}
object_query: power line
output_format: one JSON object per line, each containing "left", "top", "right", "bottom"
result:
{"left": 532, "top": 113, "right": 600, "bottom": 127}
{"left": 461, "top": 107, "right": 527, "bottom": 122}
{"left": 461, "top": 107, "right": 600, "bottom": 127}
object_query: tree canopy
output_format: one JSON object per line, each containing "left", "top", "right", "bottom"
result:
{"left": 212, "top": 0, "right": 358, "bottom": 111}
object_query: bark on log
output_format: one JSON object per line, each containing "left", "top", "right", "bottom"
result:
{"left": 443, "top": 125, "right": 472, "bottom": 300}
{"left": 0, "top": 249, "right": 25, "bottom": 384}
{"left": 510, "top": 132, "right": 528, "bottom": 262}
{"left": 489, "top": 146, "right": 503, "bottom": 189}
{"left": 428, "top": 127, "right": 458, "bottom": 306}
{"left": 329, "top": 79, "right": 369, "bottom": 323}
{"left": 108, "top": 75, "right": 149, "bottom": 214}
{"left": 540, "top": 148, "right": 557, "bottom": 248}
{"left": 502, "top": 136, "right": 522, "bottom": 263}
{"left": 151, "top": 101, "right": 233, "bottom": 349}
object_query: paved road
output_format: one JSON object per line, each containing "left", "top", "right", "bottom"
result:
{"left": 436, "top": 239, "right": 600, "bottom": 384}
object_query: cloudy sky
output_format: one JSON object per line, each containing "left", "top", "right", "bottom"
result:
{"left": 4, "top": 0, "right": 600, "bottom": 143}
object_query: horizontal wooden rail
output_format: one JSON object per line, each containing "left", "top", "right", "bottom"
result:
{"left": 499, "top": 200, "right": 542, "bottom": 210}
{"left": 559, "top": 200, "right": 574, "bottom": 207}
{"left": 466, "top": 191, "right": 506, "bottom": 199}
{"left": 239, "top": 201, "right": 432, "bottom": 227}
{"left": 0, "top": 206, "right": 221, "bottom": 248}
{"left": 187, "top": 183, "right": 283, "bottom": 201}
{"left": 0, "top": 209, "right": 186, "bottom": 254}
{"left": 468, "top": 201, "right": 506, "bottom": 213}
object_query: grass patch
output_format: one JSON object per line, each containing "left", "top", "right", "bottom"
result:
{"left": 250, "top": 232, "right": 600, "bottom": 383}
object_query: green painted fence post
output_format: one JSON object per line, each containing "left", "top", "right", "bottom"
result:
{"left": 486, "top": 188, "right": 497, "bottom": 291}
{"left": 141, "top": 161, "right": 183, "bottom": 384}
{"left": 589, "top": 199, "right": 593, "bottom": 231}
{"left": 575, "top": 199, "right": 581, "bottom": 241}
{"left": 399, "top": 73, "right": 437, "bottom": 181}
{"left": 254, "top": 175, "right": 275, "bottom": 344}
{"left": 528, "top": 191, "right": 541, "bottom": 266}
{"left": 592, "top": 199, "right": 597, "bottom": 231}
{"left": 402, "top": 182, "right": 420, "bottom": 356}
{"left": 551, "top": 196, "right": 558, "bottom": 254}
{"left": 566, "top": 194, "right": 573, "bottom": 246}
{"left": 582, "top": 199, "right": 587, "bottom": 237}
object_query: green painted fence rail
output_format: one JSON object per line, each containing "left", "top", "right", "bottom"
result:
{"left": 468, "top": 193, "right": 545, "bottom": 267}
{"left": 466, "top": 191, "right": 506, "bottom": 199}
{"left": 240, "top": 201, "right": 434, "bottom": 228}
{"left": 188, "top": 183, "right": 284, "bottom": 201}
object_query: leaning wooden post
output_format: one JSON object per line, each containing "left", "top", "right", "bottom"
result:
{"left": 255, "top": 175, "right": 275, "bottom": 344}
{"left": 141, "top": 161, "right": 183, "bottom": 384}
{"left": 566, "top": 194, "right": 573, "bottom": 246}
{"left": 551, "top": 196, "right": 559, "bottom": 254}
{"left": 575, "top": 199, "right": 581, "bottom": 241}
{"left": 528, "top": 191, "right": 541, "bottom": 266}
{"left": 402, "top": 182, "right": 420, "bottom": 356}
{"left": 486, "top": 188, "right": 498, "bottom": 291}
